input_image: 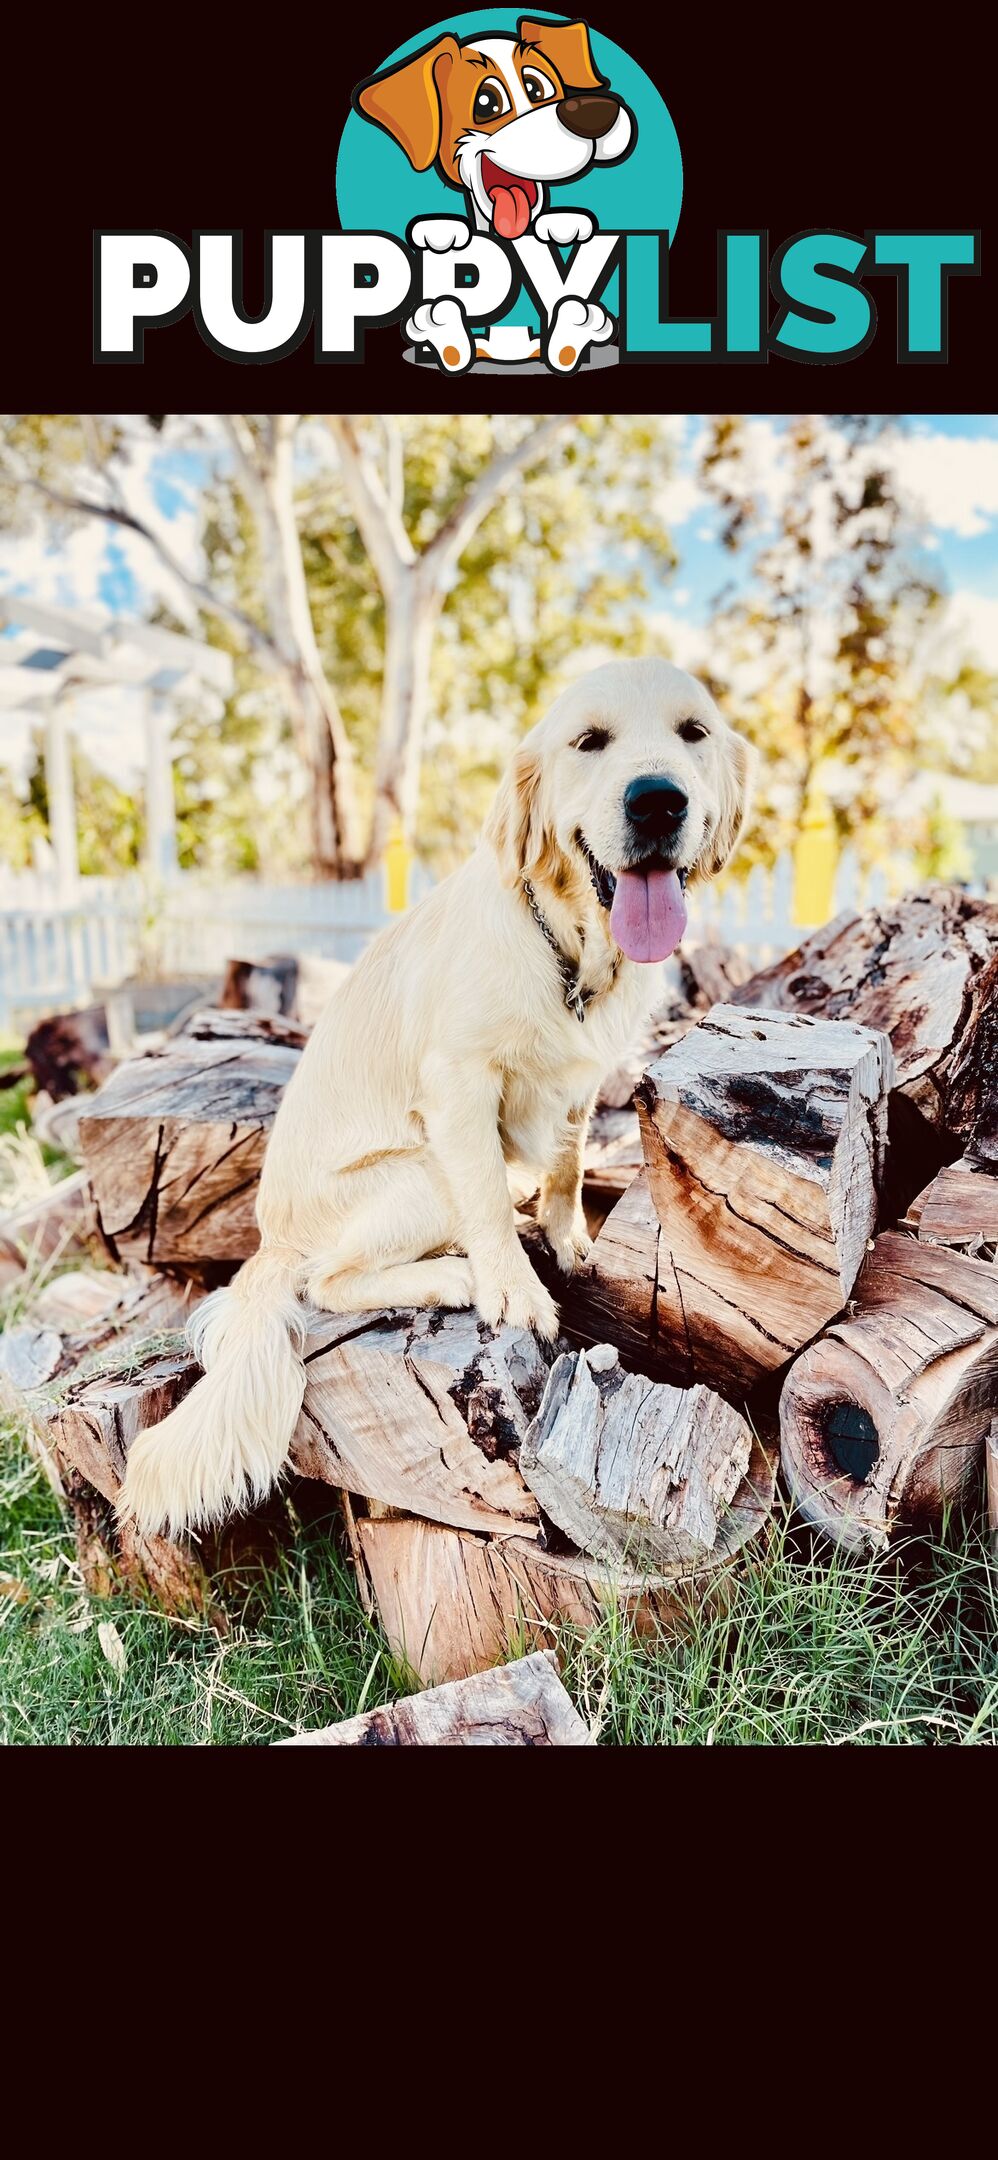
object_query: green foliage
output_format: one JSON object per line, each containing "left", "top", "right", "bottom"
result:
{"left": 699, "top": 415, "right": 947, "bottom": 866}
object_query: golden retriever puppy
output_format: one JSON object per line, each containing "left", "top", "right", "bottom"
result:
{"left": 120, "top": 658, "right": 754, "bottom": 1538}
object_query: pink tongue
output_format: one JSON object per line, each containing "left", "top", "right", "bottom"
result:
{"left": 610, "top": 868, "right": 688, "bottom": 963}
{"left": 492, "top": 184, "right": 531, "bottom": 239}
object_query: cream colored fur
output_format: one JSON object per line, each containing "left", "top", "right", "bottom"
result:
{"left": 119, "top": 658, "right": 754, "bottom": 1537}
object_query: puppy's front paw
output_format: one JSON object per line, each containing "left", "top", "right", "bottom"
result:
{"left": 533, "top": 209, "right": 595, "bottom": 247}
{"left": 546, "top": 296, "right": 615, "bottom": 373}
{"left": 409, "top": 216, "right": 471, "bottom": 252}
{"left": 475, "top": 1263, "right": 560, "bottom": 1341}
{"left": 545, "top": 1218, "right": 594, "bottom": 1276}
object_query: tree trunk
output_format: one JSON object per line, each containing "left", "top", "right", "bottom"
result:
{"left": 367, "top": 574, "right": 439, "bottom": 866}
{"left": 78, "top": 1009, "right": 307, "bottom": 1269}
{"left": 780, "top": 1232, "right": 998, "bottom": 1553}
{"left": 632, "top": 1004, "right": 894, "bottom": 1394}
{"left": 519, "top": 1343, "right": 776, "bottom": 1573}
{"left": 279, "top": 1650, "right": 591, "bottom": 1746}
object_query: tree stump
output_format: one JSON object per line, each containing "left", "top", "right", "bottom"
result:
{"left": 354, "top": 1514, "right": 736, "bottom": 1687}
{"left": 79, "top": 1009, "right": 307, "bottom": 1268}
{"left": 279, "top": 1650, "right": 591, "bottom": 1746}
{"left": 631, "top": 1005, "right": 893, "bottom": 1394}
{"left": 734, "top": 889, "right": 998, "bottom": 1163}
{"left": 904, "top": 1155, "right": 998, "bottom": 1255}
{"left": 519, "top": 1344, "right": 776, "bottom": 1571}
{"left": 780, "top": 1233, "right": 998, "bottom": 1553}
{"left": 293, "top": 1307, "right": 550, "bottom": 1535}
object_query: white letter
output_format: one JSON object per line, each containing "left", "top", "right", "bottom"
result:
{"left": 198, "top": 234, "right": 307, "bottom": 357}
{"left": 419, "top": 235, "right": 513, "bottom": 321}
{"left": 96, "top": 233, "right": 190, "bottom": 359}
{"left": 319, "top": 234, "right": 413, "bottom": 356}
{"left": 514, "top": 232, "right": 619, "bottom": 322}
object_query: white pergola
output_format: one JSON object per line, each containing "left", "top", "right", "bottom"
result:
{"left": 0, "top": 596, "right": 234, "bottom": 897}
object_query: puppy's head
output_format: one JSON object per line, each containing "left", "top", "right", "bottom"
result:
{"left": 487, "top": 658, "right": 756, "bottom": 965}
{"left": 355, "top": 18, "right": 634, "bottom": 238}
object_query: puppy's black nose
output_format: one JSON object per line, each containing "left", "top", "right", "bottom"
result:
{"left": 624, "top": 774, "right": 688, "bottom": 837}
{"left": 559, "top": 93, "right": 620, "bottom": 141}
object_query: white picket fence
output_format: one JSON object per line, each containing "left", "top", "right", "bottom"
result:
{"left": 0, "top": 848, "right": 888, "bottom": 1032}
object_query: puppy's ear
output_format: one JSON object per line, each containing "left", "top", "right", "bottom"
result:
{"left": 354, "top": 34, "right": 460, "bottom": 171}
{"left": 700, "top": 729, "right": 757, "bottom": 879}
{"left": 517, "top": 17, "right": 605, "bottom": 91}
{"left": 486, "top": 745, "right": 549, "bottom": 884}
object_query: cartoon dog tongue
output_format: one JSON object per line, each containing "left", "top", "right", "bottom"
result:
{"left": 491, "top": 184, "right": 532, "bottom": 239}
{"left": 610, "top": 868, "right": 688, "bottom": 963}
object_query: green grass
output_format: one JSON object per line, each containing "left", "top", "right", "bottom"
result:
{"left": 2, "top": 1404, "right": 995, "bottom": 1744}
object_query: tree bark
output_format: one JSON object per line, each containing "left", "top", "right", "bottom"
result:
{"left": 279, "top": 1649, "right": 591, "bottom": 1746}
{"left": 632, "top": 1004, "right": 894, "bottom": 1394}
{"left": 987, "top": 1419, "right": 998, "bottom": 1563}
{"left": 780, "top": 1232, "right": 998, "bottom": 1553}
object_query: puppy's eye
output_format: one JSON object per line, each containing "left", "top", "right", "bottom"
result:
{"left": 678, "top": 719, "right": 709, "bottom": 743}
{"left": 522, "top": 68, "right": 556, "bottom": 103}
{"left": 473, "top": 78, "right": 510, "bottom": 122}
{"left": 573, "top": 727, "right": 611, "bottom": 753}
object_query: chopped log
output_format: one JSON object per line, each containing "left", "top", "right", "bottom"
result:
{"left": 987, "top": 1420, "right": 998, "bottom": 1561}
{"left": 79, "top": 1009, "right": 306, "bottom": 1267}
{"left": 583, "top": 1102, "right": 642, "bottom": 1212}
{"left": 632, "top": 1005, "right": 893, "bottom": 1394}
{"left": 38, "top": 1330, "right": 282, "bottom": 1614}
{"left": 0, "top": 1325, "right": 63, "bottom": 1392}
{"left": 734, "top": 889, "right": 998, "bottom": 1160}
{"left": 904, "top": 1155, "right": 998, "bottom": 1255}
{"left": 780, "top": 1232, "right": 998, "bottom": 1553}
{"left": 280, "top": 1650, "right": 591, "bottom": 1746}
{"left": 294, "top": 1307, "right": 549, "bottom": 1535}
{"left": 541, "top": 1171, "right": 688, "bottom": 1381}
{"left": 519, "top": 1344, "right": 776, "bottom": 1572}
{"left": 355, "top": 1514, "right": 735, "bottom": 1687}
{"left": 26, "top": 1005, "right": 113, "bottom": 1100}
{"left": 0, "top": 1168, "right": 97, "bottom": 1269}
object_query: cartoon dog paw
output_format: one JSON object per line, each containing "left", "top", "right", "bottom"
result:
{"left": 533, "top": 209, "right": 595, "bottom": 247}
{"left": 546, "top": 296, "right": 615, "bottom": 373}
{"left": 409, "top": 216, "right": 471, "bottom": 252}
{"left": 405, "top": 297, "right": 474, "bottom": 373}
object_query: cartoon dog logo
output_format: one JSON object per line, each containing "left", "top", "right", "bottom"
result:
{"left": 353, "top": 17, "right": 635, "bottom": 371}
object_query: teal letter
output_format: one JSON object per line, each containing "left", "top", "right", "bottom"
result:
{"left": 873, "top": 233, "right": 977, "bottom": 354}
{"left": 724, "top": 232, "right": 763, "bottom": 353}
{"left": 624, "top": 234, "right": 712, "bottom": 355}
{"left": 775, "top": 233, "right": 872, "bottom": 358}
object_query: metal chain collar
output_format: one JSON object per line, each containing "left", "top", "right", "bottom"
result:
{"left": 521, "top": 876, "right": 595, "bottom": 1023}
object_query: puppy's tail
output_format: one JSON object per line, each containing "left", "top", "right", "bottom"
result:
{"left": 118, "top": 1246, "right": 308, "bottom": 1539}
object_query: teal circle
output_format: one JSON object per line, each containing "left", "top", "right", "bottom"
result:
{"left": 336, "top": 12, "right": 682, "bottom": 331}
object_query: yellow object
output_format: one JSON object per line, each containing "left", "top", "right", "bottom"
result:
{"left": 384, "top": 819, "right": 413, "bottom": 912}
{"left": 793, "top": 780, "right": 838, "bottom": 927}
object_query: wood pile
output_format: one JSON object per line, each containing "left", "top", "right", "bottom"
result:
{"left": 3, "top": 887, "right": 996, "bottom": 1700}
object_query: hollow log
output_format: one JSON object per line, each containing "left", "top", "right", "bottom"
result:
{"left": 280, "top": 1650, "right": 591, "bottom": 1746}
{"left": 904, "top": 1154, "right": 998, "bottom": 1255}
{"left": 294, "top": 1307, "right": 549, "bottom": 1535}
{"left": 734, "top": 889, "right": 998, "bottom": 1161}
{"left": 780, "top": 1232, "right": 998, "bottom": 1554}
{"left": 631, "top": 1004, "right": 893, "bottom": 1394}
{"left": 355, "top": 1513, "right": 735, "bottom": 1687}
{"left": 78, "top": 1009, "right": 306, "bottom": 1268}
{"left": 519, "top": 1344, "right": 776, "bottom": 1571}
